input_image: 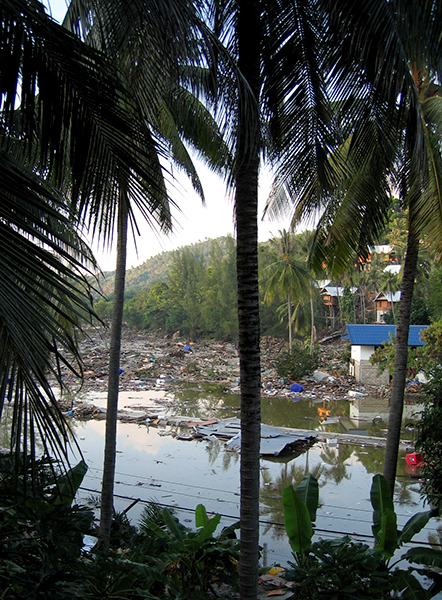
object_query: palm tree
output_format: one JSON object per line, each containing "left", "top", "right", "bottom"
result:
{"left": 266, "top": 1, "right": 442, "bottom": 496}
{"left": 378, "top": 269, "right": 402, "bottom": 321}
{"left": 261, "top": 230, "right": 310, "bottom": 350}
{"left": 62, "top": 0, "right": 232, "bottom": 548}
{"left": 0, "top": 0, "right": 166, "bottom": 471}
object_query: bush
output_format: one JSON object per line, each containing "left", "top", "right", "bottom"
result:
{"left": 274, "top": 342, "right": 319, "bottom": 380}
{"left": 415, "top": 369, "right": 442, "bottom": 509}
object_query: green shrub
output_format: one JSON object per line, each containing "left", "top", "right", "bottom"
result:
{"left": 274, "top": 342, "right": 318, "bottom": 380}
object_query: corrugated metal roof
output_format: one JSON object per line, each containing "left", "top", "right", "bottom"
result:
{"left": 374, "top": 291, "right": 401, "bottom": 303}
{"left": 343, "top": 324, "right": 428, "bottom": 346}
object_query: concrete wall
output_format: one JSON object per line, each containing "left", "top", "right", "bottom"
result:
{"left": 354, "top": 359, "right": 390, "bottom": 386}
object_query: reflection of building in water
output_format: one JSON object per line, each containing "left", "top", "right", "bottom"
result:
{"left": 341, "top": 395, "right": 423, "bottom": 432}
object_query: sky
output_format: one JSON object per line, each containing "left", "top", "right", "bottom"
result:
{"left": 43, "top": 0, "right": 292, "bottom": 271}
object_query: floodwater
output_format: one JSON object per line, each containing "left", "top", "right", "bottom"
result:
{"left": 67, "top": 385, "right": 440, "bottom": 567}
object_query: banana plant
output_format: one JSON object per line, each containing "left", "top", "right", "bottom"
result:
{"left": 283, "top": 473, "right": 442, "bottom": 599}
{"left": 136, "top": 503, "right": 240, "bottom": 596}
{"left": 370, "top": 473, "right": 435, "bottom": 560}
{"left": 282, "top": 474, "right": 318, "bottom": 555}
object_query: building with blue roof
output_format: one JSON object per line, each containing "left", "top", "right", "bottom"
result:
{"left": 343, "top": 324, "right": 428, "bottom": 385}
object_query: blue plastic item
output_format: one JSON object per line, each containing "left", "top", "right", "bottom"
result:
{"left": 290, "top": 383, "right": 304, "bottom": 393}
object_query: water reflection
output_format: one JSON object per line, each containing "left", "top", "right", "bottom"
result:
{"left": 260, "top": 454, "right": 325, "bottom": 539}
{"left": 319, "top": 444, "right": 352, "bottom": 484}
{"left": 1, "top": 384, "right": 435, "bottom": 567}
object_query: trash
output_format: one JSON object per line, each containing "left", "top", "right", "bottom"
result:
{"left": 290, "top": 383, "right": 304, "bottom": 393}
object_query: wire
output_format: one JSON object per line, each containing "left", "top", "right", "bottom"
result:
{"left": 79, "top": 485, "right": 442, "bottom": 550}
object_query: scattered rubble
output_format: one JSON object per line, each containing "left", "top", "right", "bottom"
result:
{"left": 54, "top": 325, "right": 387, "bottom": 404}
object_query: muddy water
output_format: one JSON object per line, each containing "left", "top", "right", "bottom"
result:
{"left": 68, "top": 386, "right": 438, "bottom": 567}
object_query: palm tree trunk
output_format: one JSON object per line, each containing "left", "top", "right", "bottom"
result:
{"left": 310, "top": 289, "right": 315, "bottom": 354}
{"left": 98, "top": 187, "right": 129, "bottom": 548}
{"left": 236, "top": 1, "right": 261, "bottom": 598}
{"left": 383, "top": 226, "right": 419, "bottom": 495}
{"left": 287, "top": 291, "right": 293, "bottom": 351}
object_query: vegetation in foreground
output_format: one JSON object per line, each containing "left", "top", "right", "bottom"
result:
{"left": 4, "top": 446, "right": 442, "bottom": 599}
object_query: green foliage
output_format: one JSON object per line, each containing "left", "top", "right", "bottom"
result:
{"left": 416, "top": 318, "right": 442, "bottom": 376}
{"left": 415, "top": 369, "right": 442, "bottom": 508}
{"left": 132, "top": 503, "right": 240, "bottom": 597}
{"left": 285, "top": 537, "right": 393, "bottom": 599}
{"left": 282, "top": 474, "right": 440, "bottom": 599}
{"left": 282, "top": 484, "right": 314, "bottom": 554}
{"left": 274, "top": 342, "right": 319, "bottom": 380}
{"left": 0, "top": 458, "right": 239, "bottom": 600}
{"left": 0, "top": 456, "right": 94, "bottom": 599}
{"left": 410, "top": 296, "right": 431, "bottom": 325}
{"left": 369, "top": 334, "right": 420, "bottom": 380}
{"left": 427, "top": 262, "right": 442, "bottom": 321}
{"left": 340, "top": 286, "right": 355, "bottom": 325}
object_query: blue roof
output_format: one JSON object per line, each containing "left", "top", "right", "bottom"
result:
{"left": 343, "top": 324, "right": 428, "bottom": 347}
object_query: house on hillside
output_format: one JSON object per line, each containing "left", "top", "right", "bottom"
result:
{"left": 343, "top": 324, "right": 428, "bottom": 386}
{"left": 321, "top": 285, "right": 357, "bottom": 327}
{"left": 374, "top": 291, "right": 401, "bottom": 322}
{"left": 367, "top": 244, "right": 399, "bottom": 265}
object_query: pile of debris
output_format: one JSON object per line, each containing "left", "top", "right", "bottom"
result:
{"left": 51, "top": 326, "right": 385, "bottom": 405}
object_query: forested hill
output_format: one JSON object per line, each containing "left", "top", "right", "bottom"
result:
{"left": 96, "top": 236, "right": 232, "bottom": 298}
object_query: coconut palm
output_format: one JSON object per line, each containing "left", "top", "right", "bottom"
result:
{"left": 266, "top": 1, "right": 442, "bottom": 495}
{"left": 2, "top": 0, "right": 231, "bottom": 551}
{"left": 0, "top": 0, "right": 169, "bottom": 470}
{"left": 61, "top": 0, "right": 232, "bottom": 548}
{"left": 378, "top": 269, "right": 402, "bottom": 321}
{"left": 261, "top": 230, "right": 311, "bottom": 350}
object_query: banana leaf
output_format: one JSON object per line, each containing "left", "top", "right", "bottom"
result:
{"left": 398, "top": 510, "right": 434, "bottom": 546}
{"left": 282, "top": 484, "right": 313, "bottom": 554}
{"left": 52, "top": 460, "right": 88, "bottom": 506}
{"left": 295, "top": 474, "right": 319, "bottom": 523}
{"left": 195, "top": 504, "right": 221, "bottom": 541}
{"left": 403, "top": 547, "right": 442, "bottom": 568}
{"left": 371, "top": 474, "right": 395, "bottom": 542}
{"left": 374, "top": 508, "right": 397, "bottom": 559}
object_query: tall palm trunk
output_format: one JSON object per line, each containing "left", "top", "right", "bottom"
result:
{"left": 310, "top": 288, "right": 316, "bottom": 354}
{"left": 98, "top": 185, "right": 129, "bottom": 547}
{"left": 383, "top": 224, "right": 419, "bottom": 495}
{"left": 236, "top": 1, "right": 261, "bottom": 598}
{"left": 287, "top": 290, "right": 293, "bottom": 351}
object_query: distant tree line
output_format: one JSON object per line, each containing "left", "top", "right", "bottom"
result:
{"left": 93, "top": 225, "right": 442, "bottom": 343}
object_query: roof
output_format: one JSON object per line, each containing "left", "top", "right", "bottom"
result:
{"left": 370, "top": 244, "right": 393, "bottom": 254}
{"left": 384, "top": 264, "right": 401, "bottom": 275}
{"left": 343, "top": 324, "right": 428, "bottom": 347}
{"left": 374, "top": 291, "right": 401, "bottom": 303}
{"left": 321, "top": 286, "right": 357, "bottom": 297}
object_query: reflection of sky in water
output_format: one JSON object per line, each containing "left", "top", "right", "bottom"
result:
{"left": 71, "top": 411, "right": 437, "bottom": 568}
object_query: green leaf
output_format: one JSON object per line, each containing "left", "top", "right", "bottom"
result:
{"left": 371, "top": 474, "right": 395, "bottom": 540}
{"left": 282, "top": 485, "right": 313, "bottom": 554}
{"left": 374, "top": 508, "right": 397, "bottom": 559}
{"left": 399, "top": 510, "right": 434, "bottom": 546}
{"left": 195, "top": 505, "right": 221, "bottom": 542}
{"left": 394, "top": 571, "right": 427, "bottom": 599}
{"left": 139, "top": 518, "right": 170, "bottom": 540}
{"left": 295, "top": 475, "right": 319, "bottom": 523}
{"left": 195, "top": 504, "right": 209, "bottom": 529}
{"left": 403, "top": 547, "right": 442, "bottom": 568}
{"left": 52, "top": 460, "right": 88, "bottom": 506}
{"left": 161, "top": 509, "right": 185, "bottom": 542}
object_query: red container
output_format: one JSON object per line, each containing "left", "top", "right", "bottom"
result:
{"left": 406, "top": 452, "right": 424, "bottom": 465}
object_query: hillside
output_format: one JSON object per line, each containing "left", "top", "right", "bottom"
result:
{"left": 95, "top": 236, "right": 232, "bottom": 297}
